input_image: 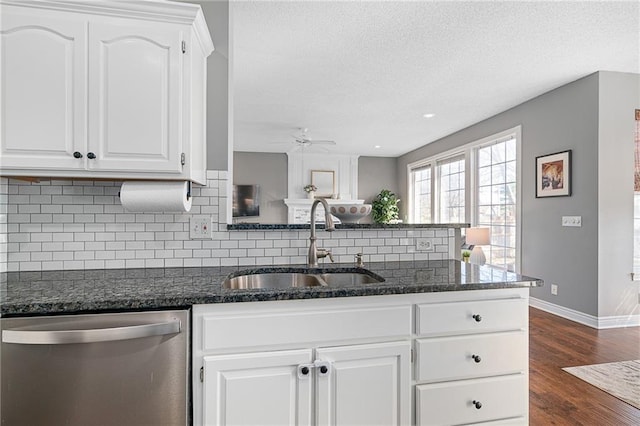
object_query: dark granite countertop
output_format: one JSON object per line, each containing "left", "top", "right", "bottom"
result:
{"left": 0, "top": 260, "right": 543, "bottom": 317}
{"left": 227, "top": 223, "right": 470, "bottom": 230}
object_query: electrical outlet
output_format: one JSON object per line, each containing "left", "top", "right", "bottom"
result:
{"left": 190, "top": 215, "right": 212, "bottom": 239}
{"left": 416, "top": 238, "right": 435, "bottom": 252}
{"left": 551, "top": 284, "right": 558, "bottom": 296}
{"left": 561, "top": 216, "right": 582, "bottom": 227}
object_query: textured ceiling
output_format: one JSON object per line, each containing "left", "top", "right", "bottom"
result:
{"left": 231, "top": 0, "right": 640, "bottom": 157}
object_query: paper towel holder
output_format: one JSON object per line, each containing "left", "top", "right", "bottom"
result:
{"left": 118, "top": 181, "right": 191, "bottom": 200}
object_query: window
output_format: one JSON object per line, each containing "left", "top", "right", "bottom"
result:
{"left": 476, "top": 137, "right": 517, "bottom": 271}
{"left": 412, "top": 165, "right": 432, "bottom": 223}
{"left": 438, "top": 155, "right": 465, "bottom": 223}
{"left": 408, "top": 127, "right": 521, "bottom": 272}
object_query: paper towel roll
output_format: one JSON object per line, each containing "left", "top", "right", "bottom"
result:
{"left": 119, "top": 181, "right": 192, "bottom": 213}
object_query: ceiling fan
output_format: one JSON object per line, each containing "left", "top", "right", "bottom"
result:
{"left": 270, "top": 128, "right": 336, "bottom": 152}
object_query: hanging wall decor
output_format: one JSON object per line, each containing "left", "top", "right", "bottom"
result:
{"left": 535, "top": 150, "right": 572, "bottom": 198}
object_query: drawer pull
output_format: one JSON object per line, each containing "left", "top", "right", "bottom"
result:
{"left": 471, "top": 354, "right": 482, "bottom": 363}
{"left": 73, "top": 151, "right": 83, "bottom": 159}
{"left": 472, "top": 400, "right": 482, "bottom": 409}
{"left": 472, "top": 314, "right": 482, "bottom": 322}
{"left": 87, "top": 152, "right": 96, "bottom": 160}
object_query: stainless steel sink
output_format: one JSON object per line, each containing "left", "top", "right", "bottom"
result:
{"left": 223, "top": 270, "right": 384, "bottom": 289}
{"left": 223, "top": 273, "right": 324, "bottom": 289}
{"left": 317, "top": 272, "right": 384, "bottom": 286}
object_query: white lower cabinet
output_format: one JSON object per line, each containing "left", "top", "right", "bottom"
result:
{"left": 193, "top": 288, "right": 529, "bottom": 426}
{"left": 416, "top": 375, "right": 526, "bottom": 426}
{"left": 203, "top": 349, "right": 313, "bottom": 426}
{"left": 202, "top": 342, "right": 410, "bottom": 426}
{"left": 316, "top": 341, "right": 410, "bottom": 426}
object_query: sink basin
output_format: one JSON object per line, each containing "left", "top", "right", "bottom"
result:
{"left": 223, "top": 273, "right": 324, "bottom": 289}
{"left": 223, "top": 270, "right": 385, "bottom": 289}
{"left": 317, "top": 272, "right": 384, "bottom": 286}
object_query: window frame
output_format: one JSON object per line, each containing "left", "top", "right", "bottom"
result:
{"left": 407, "top": 126, "right": 522, "bottom": 272}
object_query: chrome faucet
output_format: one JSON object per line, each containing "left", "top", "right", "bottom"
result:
{"left": 308, "top": 197, "right": 335, "bottom": 267}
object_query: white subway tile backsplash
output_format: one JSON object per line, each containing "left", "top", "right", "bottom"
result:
{"left": 0, "top": 174, "right": 455, "bottom": 271}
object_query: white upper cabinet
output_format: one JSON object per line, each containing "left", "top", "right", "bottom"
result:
{"left": 88, "top": 22, "right": 183, "bottom": 173}
{"left": 1, "top": 10, "right": 86, "bottom": 170}
{"left": 0, "top": 1, "right": 214, "bottom": 184}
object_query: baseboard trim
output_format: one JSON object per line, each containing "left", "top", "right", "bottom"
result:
{"left": 529, "top": 298, "right": 640, "bottom": 329}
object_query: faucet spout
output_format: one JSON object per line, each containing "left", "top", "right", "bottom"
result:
{"left": 308, "top": 197, "right": 335, "bottom": 267}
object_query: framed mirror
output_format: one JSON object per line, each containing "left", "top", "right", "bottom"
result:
{"left": 311, "top": 170, "right": 335, "bottom": 197}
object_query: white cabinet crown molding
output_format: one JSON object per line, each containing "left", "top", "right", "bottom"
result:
{"left": 0, "top": 0, "right": 214, "bottom": 53}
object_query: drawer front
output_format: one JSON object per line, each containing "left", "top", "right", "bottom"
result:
{"left": 416, "top": 298, "right": 527, "bottom": 336}
{"left": 416, "top": 331, "right": 527, "bottom": 382}
{"left": 201, "top": 305, "right": 412, "bottom": 352}
{"left": 416, "top": 374, "right": 527, "bottom": 426}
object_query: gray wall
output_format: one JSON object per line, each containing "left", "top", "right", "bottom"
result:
{"left": 358, "top": 156, "right": 399, "bottom": 224}
{"left": 233, "top": 152, "right": 288, "bottom": 223}
{"left": 233, "top": 153, "right": 399, "bottom": 224}
{"left": 189, "top": 0, "right": 229, "bottom": 171}
{"left": 398, "top": 73, "right": 601, "bottom": 316}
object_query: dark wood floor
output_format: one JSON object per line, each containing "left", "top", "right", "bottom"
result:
{"left": 529, "top": 307, "right": 640, "bottom": 425}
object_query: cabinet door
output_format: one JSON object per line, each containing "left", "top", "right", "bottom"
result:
{"left": 316, "top": 341, "right": 411, "bottom": 426}
{"left": 0, "top": 7, "right": 86, "bottom": 170}
{"left": 88, "top": 22, "right": 183, "bottom": 173}
{"left": 203, "top": 349, "right": 313, "bottom": 426}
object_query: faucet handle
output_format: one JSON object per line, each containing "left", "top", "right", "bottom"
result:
{"left": 355, "top": 253, "right": 364, "bottom": 267}
{"left": 317, "top": 248, "right": 334, "bottom": 263}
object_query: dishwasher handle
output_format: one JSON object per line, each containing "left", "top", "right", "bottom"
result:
{"left": 2, "top": 320, "right": 181, "bottom": 345}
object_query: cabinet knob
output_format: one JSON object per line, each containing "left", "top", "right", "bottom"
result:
{"left": 319, "top": 365, "right": 328, "bottom": 374}
{"left": 73, "top": 151, "right": 83, "bottom": 159}
{"left": 300, "top": 366, "right": 309, "bottom": 375}
{"left": 87, "top": 152, "right": 96, "bottom": 160}
{"left": 472, "top": 400, "right": 482, "bottom": 409}
{"left": 472, "top": 314, "right": 482, "bottom": 322}
{"left": 471, "top": 354, "right": 482, "bottom": 363}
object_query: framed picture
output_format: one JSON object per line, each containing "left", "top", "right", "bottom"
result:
{"left": 311, "top": 170, "right": 335, "bottom": 197}
{"left": 536, "top": 150, "right": 571, "bottom": 198}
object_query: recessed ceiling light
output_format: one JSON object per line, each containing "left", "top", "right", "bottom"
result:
{"left": 374, "top": 145, "right": 381, "bottom": 149}
{"left": 423, "top": 113, "right": 435, "bottom": 118}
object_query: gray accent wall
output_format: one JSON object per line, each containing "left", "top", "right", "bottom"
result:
{"left": 398, "top": 71, "right": 640, "bottom": 319}
{"left": 233, "top": 153, "right": 399, "bottom": 225}
{"left": 189, "top": 0, "right": 230, "bottom": 171}
{"left": 233, "top": 152, "right": 288, "bottom": 224}
{"left": 358, "top": 156, "right": 399, "bottom": 224}
{"left": 398, "top": 73, "right": 601, "bottom": 317}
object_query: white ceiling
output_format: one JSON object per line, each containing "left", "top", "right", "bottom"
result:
{"left": 231, "top": 0, "right": 640, "bottom": 157}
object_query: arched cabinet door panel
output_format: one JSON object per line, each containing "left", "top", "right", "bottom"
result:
{"left": 88, "top": 23, "right": 183, "bottom": 173}
{"left": 0, "top": 10, "right": 86, "bottom": 170}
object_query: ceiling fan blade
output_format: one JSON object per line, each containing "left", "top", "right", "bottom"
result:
{"left": 267, "top": 141, "right": 294, "bottom": 145}
{"left": 310, "top": 140, "right": 336, "bottom": 145}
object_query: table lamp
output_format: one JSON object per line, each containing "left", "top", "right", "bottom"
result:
{"left": 466, "top": 227, "right": 490, "bottom": 265}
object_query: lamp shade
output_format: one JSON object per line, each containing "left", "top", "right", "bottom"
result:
{"left": 466, "top": 227, "right": 490, "bottom": 246}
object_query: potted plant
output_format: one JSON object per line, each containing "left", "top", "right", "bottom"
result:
{"left": 303, "top": 184, "right": 317, "bottom": 199}
{"left": 371, "top": 189, "right": 400, "bottom": 224}
{"left": 462, "top": 250, "right": 471, "bottom": 263}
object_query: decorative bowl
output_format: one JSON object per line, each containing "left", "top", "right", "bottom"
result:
{"left": 329, "top": 204, "right": 372, "bottom": 223}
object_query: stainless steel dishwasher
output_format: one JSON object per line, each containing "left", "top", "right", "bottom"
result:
{"left": 0, "top": 309, "right": 189, "bottom": 426}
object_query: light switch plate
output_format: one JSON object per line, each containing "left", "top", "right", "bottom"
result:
{"left": 561, "top": 216, "right": 582, "bottom": 227}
